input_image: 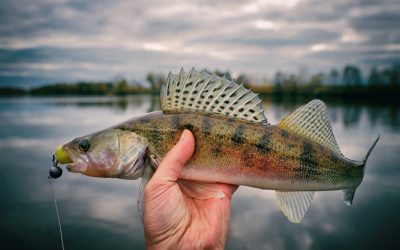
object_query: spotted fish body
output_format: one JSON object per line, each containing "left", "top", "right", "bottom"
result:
{"left": 119, "top": 112, "right": 362, "bottom": 192}
{"left": 59, "top": 68, "right": 379, "bottom": 223}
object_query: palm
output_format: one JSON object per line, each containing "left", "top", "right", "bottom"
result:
{"left": 143, "top": 130, "right": 237, "bottom": 249}
{"left": 144, "top": 181, "right": 236, "bottom": 249}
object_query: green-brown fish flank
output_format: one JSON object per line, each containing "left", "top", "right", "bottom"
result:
{"left": 117, "top": 112, "right": 364, "bottom": 191}
{"left": 57, "top": 68, "right": 379, "bottom": 223}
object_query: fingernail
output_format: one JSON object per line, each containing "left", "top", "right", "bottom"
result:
{"left": 179, "top": 129, "right": 189, "bottom": 142}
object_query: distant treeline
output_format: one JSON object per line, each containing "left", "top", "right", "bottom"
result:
{"left": 263, "top": 63, "right": 400, "bottom": 100}
{"left": 0, "top": 80, "right": 153, "bottom": 96}
{"left": 1, "top": 63, "right": 399, "bottom": 101}
{"left": 29, "top": 80, "right": 152, "bottom": 95}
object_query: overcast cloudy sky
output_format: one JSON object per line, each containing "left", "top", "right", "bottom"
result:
{"left": 0, "top": 0, "right": 399, "bottom": 87}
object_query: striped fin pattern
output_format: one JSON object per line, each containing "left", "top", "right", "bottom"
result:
{"left": 138, "top": 155, "right": 159, "bottom": 223}
{"left": 276, "top": 191, "right": 314, "bottom": 223}
{"left": 278, "top": 99, "right": 342, "bottom": 155}
{"left": 161, "top": 68, "right": 268, "bottom": 124}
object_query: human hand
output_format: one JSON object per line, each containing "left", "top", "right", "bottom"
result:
{"left": 143, "top": 130, "right": 238, "bottom": 249}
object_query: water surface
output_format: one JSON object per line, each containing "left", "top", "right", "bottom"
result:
{"left": 0, "top": 96, "right": 398, "bottom": 250}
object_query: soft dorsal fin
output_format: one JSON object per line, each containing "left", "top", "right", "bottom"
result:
{"left": 161, "top": 68, "right": 268, "bottom": 124}
{"left": 276, "top": 191, "right": 314, "bottom": 223}
{"left": 278, "top": 99, "right": 342, "bottom": 155}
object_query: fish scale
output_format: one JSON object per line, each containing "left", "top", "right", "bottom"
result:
{"left": 120, "top": 112, "right": 363, "bottom": 191}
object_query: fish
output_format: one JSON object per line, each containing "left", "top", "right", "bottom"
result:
{"left": 55, "top": 68, "right": 379, "bottom": 223}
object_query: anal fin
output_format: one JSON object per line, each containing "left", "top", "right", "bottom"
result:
{"left": 276, "top": 191, "right": 314, "bottom": 223}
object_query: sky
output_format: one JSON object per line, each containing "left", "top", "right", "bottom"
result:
{"left": 0, "top": 0, "right": 399, "bottom": 87}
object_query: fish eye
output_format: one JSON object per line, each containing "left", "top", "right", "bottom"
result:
{"left": 78, "top": 139, "right": 91, "bottom": 152}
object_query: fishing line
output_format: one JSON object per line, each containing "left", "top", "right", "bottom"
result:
{"left": 49, "top": 179, "right": 65, "bottom": 250}
{"left": 49, "top": 155, "right": 65, "bottom": 250}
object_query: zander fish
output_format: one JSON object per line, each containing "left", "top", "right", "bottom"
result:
{"left": 55, "top": 68, "right": 379, "bottom": 223}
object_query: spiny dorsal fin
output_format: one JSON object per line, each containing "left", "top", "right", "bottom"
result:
{"left": 276, "top": 191, "right": 314, "bottom": 223}
{"left": 278, "top": 99, "right": 342, "bottom": 155}
{"left": 161, "top": 68, "right": 268, "bottom": 124}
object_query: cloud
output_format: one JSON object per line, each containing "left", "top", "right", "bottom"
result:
{"left": 0, "top": 0, "right": 399, "bottom": 87}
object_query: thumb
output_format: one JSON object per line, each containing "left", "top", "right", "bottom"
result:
{"left": 152, "top": 129, "right": 195, "bottom": 183}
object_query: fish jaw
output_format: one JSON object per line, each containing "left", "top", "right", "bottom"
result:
{"left": 63, "top": 144, "right": 90, "bottom": 174}
{"left": 65, "top": 163, "right": 79, "bottom": 173}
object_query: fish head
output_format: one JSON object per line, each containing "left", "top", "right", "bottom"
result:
{"left": 60, "top": 129, "right": 147, "bottom": 179}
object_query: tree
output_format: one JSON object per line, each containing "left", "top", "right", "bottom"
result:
{"left": 368, "top": 66, "right": 382, "bottom": 85}
{"left": 273, "top": 71, "right": 285, "bottom": 86}
{"left": 283, "top": 74, "right": 299, "bottom": 88}
{"left": 214, "top": 70, "right": 232, "bottom": 81}
{"left": 272, "top": 71, "right": 285, "bottom": 95}
{"left": 343, "top": 65, "right": 362, "bottom": 86}
{"left": 309, "top": 73, "right": 324, "bottom": 87}
{"left": 146, "top": 73, "right": 164, "bottom": 92}
{"left": 388, "top": 63, "right": 400, "bottom": 86}
{"left": 329, "top": 69, "right": 340, "bottom": 85}
{"left": 114, "top": 79, "right": 129, "bottom": 95}
{"left": 235, "top": 73, "right": 251, "bottom": 88}
{"left": 283, "top": 74, "right": 299, "bottom": 96}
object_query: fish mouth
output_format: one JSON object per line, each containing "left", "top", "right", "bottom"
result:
{"left": 66, "top": 163, "right": 80, "bottom": 173}
{"left": 64, "top": 153, "right": 88, "bottom": 173}
{"left": 60, "top": 146, "right": 87, "bottom": 173}
{"left": 55, "top": 144, "right": 79, "bottom": 172}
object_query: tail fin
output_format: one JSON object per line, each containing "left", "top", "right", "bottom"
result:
{"left": 362, "top": 134, "right": 380, "bottom": 164}
{"left": 343, "top": 135, "right": 380, "bottom": 206}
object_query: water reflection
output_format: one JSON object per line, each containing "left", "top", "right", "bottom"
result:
{"left": 35, "top": 95, "right": 160, "bottom": 113}
{"left": 0, "top": 96, "right": 398, "bottom": 250}
{"left": 267, "top": 98, "right": 400, "bottom": 131}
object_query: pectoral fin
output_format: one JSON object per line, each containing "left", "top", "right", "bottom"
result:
{"left": 137, "top": 154, "right": 159, "bottom": 222}
{"left": 276, "top": 191, "right": 314, "bottom": 223}
{"left": 342, "top": 188, "right": 356, "bottom": 206}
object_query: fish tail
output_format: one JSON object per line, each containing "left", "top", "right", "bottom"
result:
{"left": 343, "top": 134, "right": 380, "bottom": 206}
{"left": 276, "top": 99, "right": 380, "bottom": 223}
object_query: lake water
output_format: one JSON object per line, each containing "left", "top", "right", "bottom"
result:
{"left": 0, "top": 95, "right": 399, "bottom": 250}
